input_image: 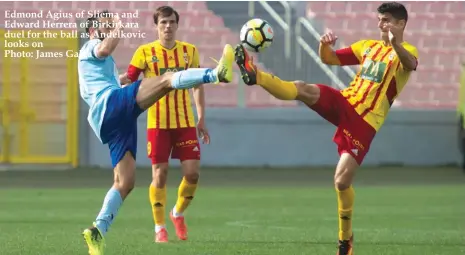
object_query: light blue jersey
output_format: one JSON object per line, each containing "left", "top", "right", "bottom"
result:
{"left": 78, "top": 39, "right": 121, "bottom": 143}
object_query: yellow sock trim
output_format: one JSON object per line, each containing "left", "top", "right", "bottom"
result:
{"left": 336, "top": 185, "right": 355, "bottom": 240}
{"left": 175, "top": 177, "right": 198, "bottom": 214}
{"left": 256, "top": 71, "right": 298, "bottom": 100}
{"left": 149, "top": 184, "right": 166, "bottom": 226}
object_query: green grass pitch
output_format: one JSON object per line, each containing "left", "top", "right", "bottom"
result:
{"left": 0, "top": 167, "right": 464, "bottom": 255}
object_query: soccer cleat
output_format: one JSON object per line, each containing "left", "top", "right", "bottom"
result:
{"left": 234, "top": 44, "right": 257, "bottom": 86}
{"left": 170, "top": 210, "right": 188, "bottom": 240}
{"left": 211, "top": 44, "right": 234, "bottom": 83}
{"left": 337, "top": 234, "right": 353, "bottom": 255}
{"left": 82, "top": 223, "right": 105, "bottom": 255}
{"left": 155, "top": 228, "right": 169, "bottom": 243}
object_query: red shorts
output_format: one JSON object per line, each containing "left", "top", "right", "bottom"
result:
{"left": 310, "top": 84, "right": 376, "bottom": 165}
{"left": 147, "top": 127, "right": 201, "bottom": 164}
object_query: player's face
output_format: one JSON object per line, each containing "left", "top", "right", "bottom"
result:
{"left": 377, "top": 13, "right": 393, "bottom": 37}
{"left": 157, "top": 14, "right": 178, "bottom": 41}
{"left": 377, "top": 13, "right": 405, "bottom": 40}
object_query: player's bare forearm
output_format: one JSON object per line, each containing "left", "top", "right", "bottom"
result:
{"left": 96, "top": 24, "right": 123, "bottom": 58}
{"left": 193, "top": 85, "right": 205, "bottom": 121}
{"left": 319, "top": 43, "right": 341, "bottom": 66}
{"left": 392, "top": 43, "right": 417, "bottom": 71}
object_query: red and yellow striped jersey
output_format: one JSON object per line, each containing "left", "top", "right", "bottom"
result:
{"left": 335, "top": 40, "right": 419, "bottom": 131}
{"left": 127, "top": 40, "right": 200, "bottom": 129}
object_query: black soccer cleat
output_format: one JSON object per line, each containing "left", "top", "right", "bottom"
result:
{"left": 337, "top": 234, "right": 353, "bottom": 255}
{"left": 234, "top": 44, "right": 257, "bottom": 86}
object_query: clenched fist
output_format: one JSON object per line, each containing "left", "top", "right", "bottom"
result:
{"left": 320, "top": 31, "right": 338, "bottom": 46}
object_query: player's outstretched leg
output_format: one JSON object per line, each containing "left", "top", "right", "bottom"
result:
{"left": 136, "top": 44, "right": 235, "bottom": 110}
{"left": 234, "top": 44, "right": 298, "bottom": 100}
{"left": 83, "top": 152, "right": 136, "bottom": 255}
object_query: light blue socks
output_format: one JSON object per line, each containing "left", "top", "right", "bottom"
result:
{"left": 95, "top": 187, "right": 123, "bottom": 236}
{"left": 171, "top": 68, "right": 217, "bottom": 89}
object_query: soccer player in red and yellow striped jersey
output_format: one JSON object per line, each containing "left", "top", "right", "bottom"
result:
{"left": 234, "top": 2, "right": 417, "bottom": 255}
{"left": 126, "top": 6, "right": 209, "bottom": 243}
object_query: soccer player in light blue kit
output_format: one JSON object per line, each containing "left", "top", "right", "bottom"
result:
{"left": 79, "top": 10, "right": 234, "bottom": 255}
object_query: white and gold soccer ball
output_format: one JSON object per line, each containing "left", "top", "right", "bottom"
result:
{"left": 239, "top": 18, "right": 274, "bottom": 53}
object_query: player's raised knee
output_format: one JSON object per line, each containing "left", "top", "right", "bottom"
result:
{"left": 295, "top": 81, "right": 320, "bottom": 106}
{"left": 160, "top": 72, "right": 175, "bottom": 88}
{"left": 142, "top": 72, "right": 173, "bottom": 89}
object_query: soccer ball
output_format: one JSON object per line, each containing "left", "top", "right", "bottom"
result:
{"left": 240, "top": 18, "right": 274, "bottom": 53}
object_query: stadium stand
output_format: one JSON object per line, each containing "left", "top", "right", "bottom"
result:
{"left": 306, "top": 1, "right": 465, "bottom": 108}
{"left": 1, "top": 1, "right": 463, "bottom": 109}
{"left": 0, "top": 1, "right": 296, "bottom": 108}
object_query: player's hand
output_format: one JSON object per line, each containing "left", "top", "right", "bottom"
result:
{"left": 111, "top": 15, "right": 123, "bottom": 30}
{"left": 384, "top": 23, "right": 402, "bottom": 45}
{"left": 320, "top": 31, "right": 338, "bottom": 46}
{"left": 197, "top": 119, "right": 210, "bottom": 145}
{"left": 119, "top": 73, "right": 131, "bottom": 87}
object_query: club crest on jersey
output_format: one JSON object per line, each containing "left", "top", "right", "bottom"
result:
{"left": 389, "top": 52, "right": 396, "bottom": 60}
{"left": 151, "top": 56, "right": 159, "bottom": 63}
{"left": 363, "top": 48, "right": 371, "bottom": 56}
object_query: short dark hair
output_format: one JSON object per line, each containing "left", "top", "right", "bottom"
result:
{"left": 153, "top": 6, "right": 179, "bottom": 24}
{"left": 377, "top": 2, "right": 408, "bottom": 22}
{"left": 84, "top": 10, "right": 110, "bottom": 34}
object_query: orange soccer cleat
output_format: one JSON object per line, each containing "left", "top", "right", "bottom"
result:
{"left": 170, "top": 210, "right": 188, "bottom": 240}
{"left": 234, "top": 44, "right": 258, "bottom": 86}
{"left": 155, "top": 228, "right": 168, "bottom": 243}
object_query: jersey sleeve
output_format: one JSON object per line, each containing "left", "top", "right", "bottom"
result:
{"left": 82, "top": 39, "right": 105, "bottom": 61}
{"left": 335, "top": 40, "right": 368, "bottom": 66}
{"left": 191, "top": 46, "right": 200, "bottom": 68}
{"left": 127, "top": 46, "right": 147, "bottom": 81}
{"left": 402, "top": 44, "right": 419, "bottom": 71}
